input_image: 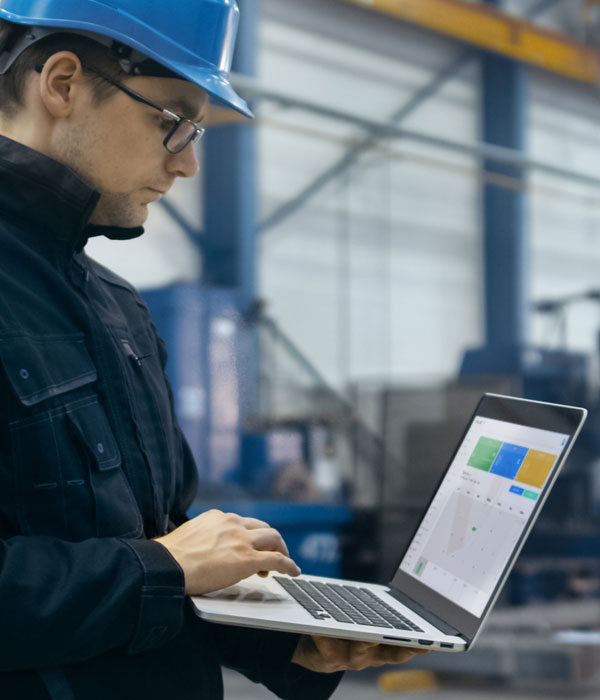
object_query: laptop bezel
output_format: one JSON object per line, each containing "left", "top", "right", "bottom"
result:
{"left": 387, "top": 393, "right": 587, "bottom": 642}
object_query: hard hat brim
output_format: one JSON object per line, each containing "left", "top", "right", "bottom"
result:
{"left": 158, "top": 61, "right": 253, "bottom": 120}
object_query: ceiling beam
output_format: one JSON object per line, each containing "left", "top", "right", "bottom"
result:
{"left": 342, "top": 0, "right": 600, "bottom": 83}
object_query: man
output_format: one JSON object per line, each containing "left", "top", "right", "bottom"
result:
{"left": 0, "top": 2, "right": 424, "bottom": 698}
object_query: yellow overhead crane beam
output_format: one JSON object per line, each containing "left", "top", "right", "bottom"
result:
{"left": 342, "top": 0, "right": 600, "bottom": 84}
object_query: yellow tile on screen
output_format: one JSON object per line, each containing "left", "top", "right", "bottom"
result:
{"left": 514, "top": 449, "right": 556, "bottom": 489}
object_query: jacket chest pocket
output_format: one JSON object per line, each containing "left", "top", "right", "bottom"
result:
{"left": 1, "top": 333, "right": 143, "bottom": 540}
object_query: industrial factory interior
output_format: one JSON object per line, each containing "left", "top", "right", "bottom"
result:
{"left": 13, "top": 0, "right": 600, "bottom": 697}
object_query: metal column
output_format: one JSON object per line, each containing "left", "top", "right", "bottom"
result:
{"left": 200, "top": 0, "right": 260, "bottom": 480}
{"left": 482, "top": 0, "right": 527, "bottom": 351}
{"left": 203, "top": 0, "right": 258, "bottom": 312}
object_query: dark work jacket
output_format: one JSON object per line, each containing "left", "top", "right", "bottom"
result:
{"left": 0, "top": 136, "right": 342, "bottom": 700}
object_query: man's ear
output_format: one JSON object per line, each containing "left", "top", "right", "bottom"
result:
{"left": 37, "top": 51, "right": 85, "bottom": 118}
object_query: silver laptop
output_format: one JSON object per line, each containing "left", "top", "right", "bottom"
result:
{"left": 191, "top": 394, "right": 587, "bottom": 652}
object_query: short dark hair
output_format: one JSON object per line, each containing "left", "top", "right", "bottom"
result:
{"left": 0, "top": 19, "right": 127, "bottom": 117}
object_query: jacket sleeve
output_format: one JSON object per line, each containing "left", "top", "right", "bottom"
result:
{"left": 212, "top": 624, "right": 343, "bottom": 700}
{"left": 0, "top": 533, "right": 185, "bottom": 671}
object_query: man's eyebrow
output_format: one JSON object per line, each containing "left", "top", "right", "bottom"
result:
{"left": 161, "top": 98, "right": 205, "bottom": 122}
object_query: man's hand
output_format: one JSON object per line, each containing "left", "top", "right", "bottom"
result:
{"left": 291, "top": 635, "right": 429, "bottom": 673}
{"left": 154, "top": 509, "right": 301, "bottom": 595}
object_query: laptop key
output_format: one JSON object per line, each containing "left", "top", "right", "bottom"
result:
{"left": 298, "top": 581, "right": 376, "bottom": 626}
{"left": 355, "top": 588, "right": 425, "bottom": 633}
{"left": 325, "top": 584, "right": 404, "bottom": 629}
{"left": 309, "top": 581, "right": 394, "bottom": 628}
{"left": 275, "top": 577, "right": 356, "bottom": 624}
{"left": 328, "top": 585, "right": 414, "bottom": 631}
{"left": 276, "top": 578, "right": 396, "bottom": 628}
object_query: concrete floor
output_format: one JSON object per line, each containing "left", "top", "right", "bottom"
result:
{"left": 222, "top": 668, "right": 600, "bottom": 699}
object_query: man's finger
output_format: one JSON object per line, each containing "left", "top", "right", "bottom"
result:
{"left": 311, "top": 636, "right": 350, "bottom": 667}
{"left": 250, "top": 527, "right": 290, "bottom": 557}
{"left": 343, "top": 643, "right": 414, "bottom": 671}
{"left": 352, "top": 641, "right": 380, "bottom": 651}
{"left": 239, "top": 516, "right": 270, "bottom": 530}
{"left": 257, "top": 551, "right": 301, "bottom": 577}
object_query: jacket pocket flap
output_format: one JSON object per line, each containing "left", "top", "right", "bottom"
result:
{"left": 67, "top": 400, "right": 122, "bottom": 471}
{"left": 0, "top": 333, "right": 97, "bottom": 406}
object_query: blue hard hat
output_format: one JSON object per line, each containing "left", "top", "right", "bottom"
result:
{"left": 0, "top": 0, "right": 252, "bottom": 117}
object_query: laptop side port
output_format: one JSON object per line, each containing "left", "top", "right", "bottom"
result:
{"left": 383, "top": 637, "right": 412, "bottom": 643}
{"left": 418, "top": 640, "right": 434, "bottom": 645}
{"left": 440, "top": 642, "right": 454, "bottom": 648}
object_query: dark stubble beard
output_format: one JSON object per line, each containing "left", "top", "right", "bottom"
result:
{"left": 88, "top": 191, "right": 147, "bottom": 228}
{"left": 53, "top": 120, "right": 147, "bottom": 229}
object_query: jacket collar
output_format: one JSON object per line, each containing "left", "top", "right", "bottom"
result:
{"left": 0, "top": 135, "right": 144, "bottom": 250}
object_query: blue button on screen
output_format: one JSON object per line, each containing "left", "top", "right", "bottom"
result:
{"left": 510, "top": 485, "right": 524, "bottom": 495}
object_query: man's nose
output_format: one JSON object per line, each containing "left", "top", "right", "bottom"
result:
{"left": 166, "top": 143, "right": 200, "bottom": 179}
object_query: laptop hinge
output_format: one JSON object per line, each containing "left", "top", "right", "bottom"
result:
{"left": 386, "top": 588, "right": 466, "bottom": 640}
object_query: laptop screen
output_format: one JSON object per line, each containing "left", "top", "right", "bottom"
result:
{"left": 398, "top": 412, "right": 570, "bottom": 617}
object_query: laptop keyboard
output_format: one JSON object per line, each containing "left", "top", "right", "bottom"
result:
{"left": 274, "top": 577, "right": 424, "bottom": 631}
